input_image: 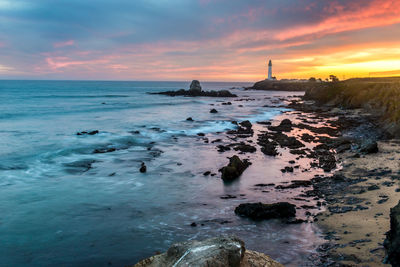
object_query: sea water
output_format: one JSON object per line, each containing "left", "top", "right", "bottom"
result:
{"left": 0, "top": 80, "right": 323, "bottom": 266}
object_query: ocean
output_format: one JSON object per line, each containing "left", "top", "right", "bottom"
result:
{"left": 0, "top": 80, "right": 323, "bottom": 266}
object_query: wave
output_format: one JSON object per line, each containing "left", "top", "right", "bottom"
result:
{"left": 32, "top": 94, "right": 131, "bottom": 99}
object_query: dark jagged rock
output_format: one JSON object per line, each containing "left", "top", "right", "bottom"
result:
{"left": 235, "top": 202, "right": 296, "bottom": 220}
{"left": 239, "top": 120, "right": 252, "bottom": 129}
{"left": 140, "top": 162, "right": 147, "bottom": 173}
{"left": 319, "top": 154, "right": 336, "bottom": 172}
{"left": 186, "top": 117, "right": 194, "bottom": 121}
{"left": 93, "top": 147, "right": 116, "bottom": 154}
{"left": 210, "top": 108, "right": 218, "bottom": 113}
{"left": 268, "top": 119, "right": 293, "bottom": 132}
{"left": 275, "top": 180, "right": 312, "bottom": 189}
{"left": 360, "top": 140, "right": 379, "bottom": 154}
{"left": 281, "top": 166, "right": 294, "bottom": 173}
{"left": 233, "top": 143, "right": 256, "bottom": 153}
{"left": 217, "top": 145, "right": 231, "bottom": 152}
{"left": 220, "top": 155, "right": 251, "bottom": 181}
{"left": 384, "top": 200, "right": 400, "bottom": 266}
{"left": 76, "top": 130, "right": 99, "bottom": 135}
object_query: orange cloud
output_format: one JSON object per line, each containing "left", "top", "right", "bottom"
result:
{"left": 274, "top": 0, "right": 400, "bottom": 41}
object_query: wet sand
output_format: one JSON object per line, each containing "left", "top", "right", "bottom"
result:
{"left": 316, "top": 140, "right": 400, "bottom": 266}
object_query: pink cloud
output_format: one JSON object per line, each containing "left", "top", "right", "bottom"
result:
{"left": 46, "top": 56, "right": 108, "bottom": 70}
{"left": 53, "top": 40, "right": 75, "bottom": 48}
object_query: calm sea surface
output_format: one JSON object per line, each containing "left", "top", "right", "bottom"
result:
{"left": 0, "top": 80, "right": 323, "bottom": 266}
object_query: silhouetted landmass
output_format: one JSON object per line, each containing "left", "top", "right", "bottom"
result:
{"left": 149, "top": 89, "right": 237, "bottom": 97}
{"left": 248, "top": 79, "right": 326, "bottom": 91}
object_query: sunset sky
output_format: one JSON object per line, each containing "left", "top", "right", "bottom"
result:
{"left": 1, "top": 0, "right": 400, "bottom": 81}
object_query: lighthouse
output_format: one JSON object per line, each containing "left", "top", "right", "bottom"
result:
{"left": 267, "top": 59, "right": 272, "bottom": 80}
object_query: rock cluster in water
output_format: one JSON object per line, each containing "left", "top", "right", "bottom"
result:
{"left": 150, "top": 80, "right": 237, "bottom": 97}
{"left": 134, "top": 235, "right": 284, "bottom": 267}
{"left": 235, "top": 202, "right": 296, "bottom": 220}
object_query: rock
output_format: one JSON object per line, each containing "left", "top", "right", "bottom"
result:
{"left": 76, "top": 130, "right": 99, "bottom": 135}
{"left": 235, "top": 202, "right": 296, "bottom": 220}
{"left": 367, "top": 184, "right": 380, "bottom": 191}
{"left": 150, "top": 89, "right": 237, "bottom": 97}
{"left": 186, "top": 117, "right": 194, "bottom": 121}
{"left": 189, "top": 80, "right": 202, "bottom": 92}
{"left": 318, "top": 154, "right": 336, "bottom": 172}
{"left": 134, "top": 235, "right": 283, "bottom": 267}
{"left": 217, "top": 145, "right": 231, "bottom": 152}
{"left": 384, "top": 200, "right": 400, "bottom": 266}
{"left": 239, "top": 120, "right": 252, "bottom": 129}
{"left": 268, "top": 119, "right": 293, "bottom": 132}
{"left": 140, "top": 162, "right": 147, "bottom": 173}
{"left": 220, "top": 155, "right": 251, "bottom": 181}
{"left": 203, "top": 171, "right": 211, "bottom": 176}
{"left": 210, "top": 108, "right": 218, "bottom": 113}
{"left": 93, "top": 147, "right": 116, "bottom": 154}
{"left": 233, "top": 144, "right": 256, "bottom": 153}
{"left": 280, "top": 166, "right": 294, "bottom": 173}
{"left": 360, "top": 140, "right": 379, "bottom": 154}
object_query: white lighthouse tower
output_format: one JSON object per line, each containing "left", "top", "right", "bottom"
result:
{"left": 267, "top": 59, "right": 272, "bottom": 80}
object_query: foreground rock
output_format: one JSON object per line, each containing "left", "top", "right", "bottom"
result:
{"left": 220, "top": 155, "right": 251, "bottom": 181}
{"left": 384, "top": 200, "right": 400, "bottom": 266}
{"left": 134, "top": 235, "right": 284, "bottom": 267}
{"left": 235, "top": 202, "right": 296, "bottom": 220}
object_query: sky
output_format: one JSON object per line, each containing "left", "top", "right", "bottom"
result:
{"left": 1, "top": 0, "right": 400, "bottom": 81}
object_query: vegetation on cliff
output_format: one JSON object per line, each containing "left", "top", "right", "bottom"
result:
{"left": 304, "top": 77, "right": 400, "bottom": 136}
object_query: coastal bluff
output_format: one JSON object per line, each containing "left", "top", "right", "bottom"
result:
{"left": 134, "top": 235, "right": 284, "bottom": 267}
{"left": 303, "top": 77, "right": 400, "bottom": 137}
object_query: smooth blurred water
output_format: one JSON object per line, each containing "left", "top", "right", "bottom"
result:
{"left": 0, "top": 80, "right": 323, "bottom": 266}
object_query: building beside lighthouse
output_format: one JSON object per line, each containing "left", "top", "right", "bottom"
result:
{"left": 267, "top": 59, "right": 272, "bottom": 80}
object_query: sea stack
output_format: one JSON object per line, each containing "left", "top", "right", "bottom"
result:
{"left": 189, "top": 80, "right": 202, "bottom": 92}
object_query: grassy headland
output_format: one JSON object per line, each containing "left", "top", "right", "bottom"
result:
{"left": 250, "top": 77, "right": 400, "bottom": 137}
{"left": 304, "top": 77, "right": 400, "bottom": 137}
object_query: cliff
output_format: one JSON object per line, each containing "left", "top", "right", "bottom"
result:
{"left": 303, "top": 77, "right": 400, "bottom": 137}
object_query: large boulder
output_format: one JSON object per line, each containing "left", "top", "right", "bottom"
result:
{"left": 189, "top": 80, "right": 202, "bottom": 92}
{"left": 220, "top": 155, "right": 251, "bottom": 181}
{"left": 384, "top": 200, "right": 400, "bottom": 266}
{"left": 235, "top": 202, "right": 296, "bottom": 220}
{"left": 134, "top": 235, "right": 284, "bottom": 267}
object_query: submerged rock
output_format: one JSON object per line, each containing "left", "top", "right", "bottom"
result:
{"left": 220, "top": 155, "right": 251, "bottom": 181}
{"left": 140, "top": 162, "right": 147, "bottom": 173}
{"left": 76, "top": 130, "right": 99, "bottom": 135}
{"left": 384, "top": 200, "right": 400, "bottom": 266}
{"left": 235, "top": 202, "right": 296, "bottom": 220}
{"left": 210, "top": 108, "right": 218, "bottom": 113}
{"left": 134, "top": 235, "right": 283, "bottom": 267}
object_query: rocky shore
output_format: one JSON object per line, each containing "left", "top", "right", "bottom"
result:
{"left": 136, "top": 80, "right": 400, "bottom": 266}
